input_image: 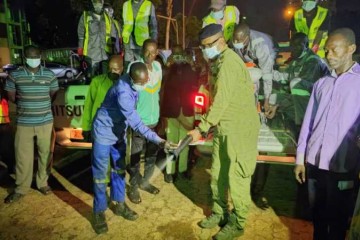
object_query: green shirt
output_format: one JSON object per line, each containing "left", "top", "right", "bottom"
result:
{"left": 198, "top": 48, "right": 260, "bottom": 135}
{"left": 82, "top": 74, "right": 114, "bottom": 131}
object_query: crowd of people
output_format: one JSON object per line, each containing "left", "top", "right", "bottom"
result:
{"left": 0, "top": 0, "right": 359, "bottom": 239}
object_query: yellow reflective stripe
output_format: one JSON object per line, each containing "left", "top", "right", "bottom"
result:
{"left": 294, "top": 10, "right": 309, "bottom": 34}
{"left": 291, "top": 88, "right": 311, "bottom": 96}
{"left": 83, "top": 11, "right": 89, "bottom": 55}
{"left": 134, "top": 0, "right": 151, "bottom": 46}
{"left": 111, "top": 169, "right": 126, "bottom": 174}
{"left": 223, "top": 6, "right": 236, "bottom": 41}
{"left": 104, "top": 12, "right": 112, "bottom": 52}
{"left": 122, "top": 1, "right": 134, "bottom": 43}
{"left": 94, "top": 178, "right": 107, "bottom": 184}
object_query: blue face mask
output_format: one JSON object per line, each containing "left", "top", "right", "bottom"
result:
{"left": 202, "top": 45, "right": 221, "bottom": 60}
{"left": 233, "top": 42, "right": 245, "bottom": 50}
{"left": 211, "top": 10, "right": 224, "bottom": 20}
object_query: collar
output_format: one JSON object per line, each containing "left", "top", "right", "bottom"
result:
{"left": 23, "top": 65, "right": 42, "bottom": 75}
{"left": 331, "top": 62, "right": 360, "bottom": 78}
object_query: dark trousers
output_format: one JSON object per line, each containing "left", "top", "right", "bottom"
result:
{"left": 307, "top": 164, "right": 357, "bottom": 240}
{"left": 0, "top": 123, "right": 15, "bottom": 173}
{"left": 251, "top": 162, "right": 270, "bottom": 200}
{"left": 127, "top": 128, "right": 159, "bottom": 187}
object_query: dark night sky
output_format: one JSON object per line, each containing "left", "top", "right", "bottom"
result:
{"left": 24, "top": 0, "right": 360, "bottom": 48}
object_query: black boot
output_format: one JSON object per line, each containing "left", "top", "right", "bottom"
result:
{"left": 93, "top": 212, "right": 108, "bottom": 234}
{"left": 113, "top": 202, "right": 139, "bottom": 221}
{"left": 127, "top": 185, "right": 141, "bottom": 204}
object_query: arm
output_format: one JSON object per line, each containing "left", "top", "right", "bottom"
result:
{"left": 4, "top": 74, "right": 16, "bottom": 103}
{"left": 149, "top": 4, "right": 158, "bottom": 41}
{"left": 296, "top": 57, "right": 327, "bottom": 92}
{"left": 197, "top": 60, "right": 237, "bottom": 133}
{"left": 118, "top": 86, "right": 162, "bottom": 144}
{"left": 82, "top": 79, "right": 98, "bottom": 131}
{"left": 255, "top": 40, "right": 275, "bottom": 99}
{"left": 296, "top": 84, "right": 319, "bottom": 165}
{"left": 77, "top": 12, "right": 86, "bottom": 49}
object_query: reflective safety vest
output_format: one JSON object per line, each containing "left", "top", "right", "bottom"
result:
{"left": 294, "top": 6, "right": 328, "bottom": 58}
{"left": 0, "top": 98, "right": 10, "bottom": 124}
{"left": 122, "top": 0, "right": 152, "bottom": 46}
{"left": 83, "top": 11, "right": 112, "bottom": 55}
{"left": 202, "top": 6, "right": 237, "bottom": 41}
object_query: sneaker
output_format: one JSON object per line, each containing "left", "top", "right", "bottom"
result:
{"left": 93, "top": 212, "right": 108, "bottom": 234}
{"left": 4, "top": 192, "right": 24, "bottom": 204}
{"left": 128, "top": 185, "right": 141, "bottom": 204}
{"left": 198, "top": 213, "right": 228, "bottom": 229}
{"left": 164, "top": 173, "right": 173, "bottom": 183}
{"left": 139, "top": 182, "right": 160, "bottom": 195}
{"left": 113, "top": 202, "right": 139, "bottom": 221}
{"left": 213, "top": 222, "right": 244, "bottom": 240}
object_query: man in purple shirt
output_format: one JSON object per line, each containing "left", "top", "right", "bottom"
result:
{"left": 295, "top": 28, "right": 360, "bottom": 240}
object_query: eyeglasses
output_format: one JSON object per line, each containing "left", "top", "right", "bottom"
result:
{"left": 199, "top": 38, "right": 220, "bottom": 50}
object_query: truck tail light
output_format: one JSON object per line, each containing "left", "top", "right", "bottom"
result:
{"left": 195, "top": 93, "right": 205, "bottom": 107}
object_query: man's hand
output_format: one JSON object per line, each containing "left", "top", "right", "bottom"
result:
{"left": 187, "top": 128, "right": 202, "bottom": 143}
{"left": 159, "top": 139, "right": 178, "bottom": 153}
{"left": 263, "top": 98, "right": 270, "bottom": 114}
{"left": 82, "top": 130, "right": 91, "bottom": 142}
{"left": 294, "top": 164, "right": 306, "bottom": 184}
{"left": 265, "top": 105, "right": 278, "bottom": 119}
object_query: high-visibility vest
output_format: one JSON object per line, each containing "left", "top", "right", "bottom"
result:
{"left": 83, "top": 11, "right": 112, "bottom": 55}
{"left": 202, "top": 6, "right": 237, "bottom": 41}
{"left": 122, "top": 0, "right": 152, "bottom": 46}
{"left": 0, "top": 98, "right": 10, "bottom": 124}
{"left": 294, "top": 6, "right": 328, "bottom": 58}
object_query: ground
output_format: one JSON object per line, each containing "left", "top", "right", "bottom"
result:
{"left": 0, "top": 148, "right": 313, "bottom": 240}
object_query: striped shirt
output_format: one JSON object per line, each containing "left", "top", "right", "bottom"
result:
{"left": 5, "top": 66, "right": 59, "bottom": 126}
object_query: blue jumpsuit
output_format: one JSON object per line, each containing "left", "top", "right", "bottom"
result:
{"left": 91, "top": 74, "right": 162, "bottom": 213}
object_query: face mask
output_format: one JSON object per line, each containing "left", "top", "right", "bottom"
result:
{"left": 93, "top": 3, "right": 103, "bottom": 14}
{"left": 211, "top": 10, "right": 224, "bottom": 20}
{"left": 133, "top": 83, "right": 146, "bottom": 92}
{"left": 233, "top": 42, "right": 245, "bottom": 50}
{"left": 104, "top": 8, "right": 114, "bottom": 18}
{"left": 108, "top": 72, "right": 120, "bottom": 81}
{"left": 26, "top": 58, "right": 41, "bottom": 68}
{"left": 202, "top": 45, "right": 220, "bottom": 60}
{"left": 302, "top": 1, "right": 317, "bottom": 12}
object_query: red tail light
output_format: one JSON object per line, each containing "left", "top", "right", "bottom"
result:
{"left": 195, "top": 94, "right": 205, "bottom": 107}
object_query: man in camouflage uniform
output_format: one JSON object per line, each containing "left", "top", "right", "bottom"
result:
{"left": 188, "top": 24, "right": 260, "bottom": 240}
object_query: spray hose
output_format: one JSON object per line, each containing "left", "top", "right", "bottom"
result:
{"left": 170, "top": 135, "right": 193, "bottom": 159}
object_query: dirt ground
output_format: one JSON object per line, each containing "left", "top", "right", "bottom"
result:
{"left": 0, "top": 149, "right": 313, "bottom": 240}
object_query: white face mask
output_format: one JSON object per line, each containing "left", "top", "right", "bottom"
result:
{"left": 211, "top": 10, "right": 224, "bottom": 20}
{"left": 202, "top": 44, "right": 221, "bottom": 60}
{"left": 302, "top": 1, "right": 317, "bottom": 12}
{"left": 233, "top": 42, "right": 245, "bottom": 50}
{"left": 133, "top": 83, "right": 146, "bottom": 92}
{"left": 26, "top": 58, "right": 41, "bottom": 68}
